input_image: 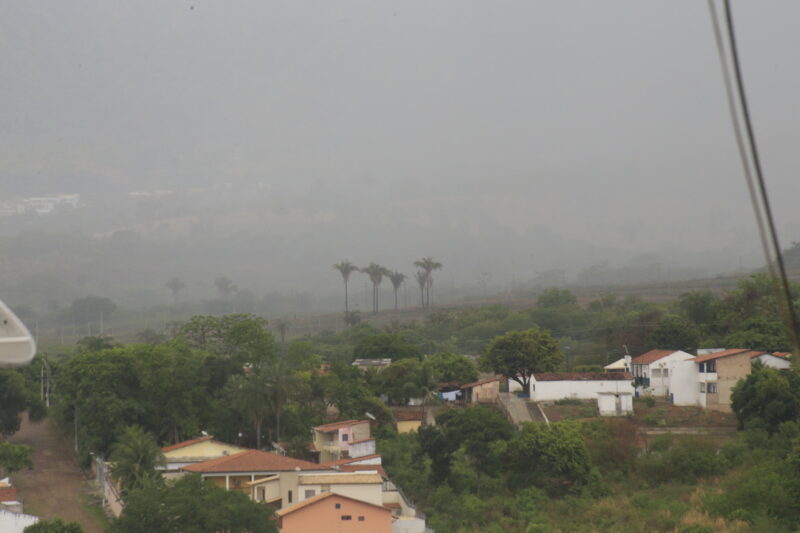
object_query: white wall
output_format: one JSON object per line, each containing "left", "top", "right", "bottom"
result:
{"left": 670, "top": 359, "right": 700, "bottom": 406}
{"left": 349, "top": 439, "right": 375, "bottom": 459}
{"left": 597, "top": 393, "right": 633, "bottom": 416}
{"left": 644, "top": 351, "right": 694, "bottom": 397}
{"left": 756, "top": 354, "right": 791, "bottom": 370}
{"left": 393, "top": 516, "right": 427, "bottom": 533}
{"left": 530, "top": 379, "right": 633, "bottom": 401}
{"left": 0, "top": 509, "right": 38, "bottom": 533}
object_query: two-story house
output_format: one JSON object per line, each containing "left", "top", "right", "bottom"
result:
{"left": 630, "top": 349, "right": 694, "bottom": 397}
{"left": 311, "top": 420, "right": 373, "bottom": 463}
{"left": 671, "top": 349, "right": 763, "bottom": 411}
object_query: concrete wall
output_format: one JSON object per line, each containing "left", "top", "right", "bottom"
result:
{"left": 349, "top": 439, "right": 375, "bottom": 458}
{"left": 0, "top": 509, "right": 39, "bottom": 533}
{"left": 163, "top": 440, "right": 248, "bottom": 461}
{"left": 470, "top": 381, "right": 499, "bottom": 403}
{"left": 530, "top": 379, "right": 633, "bottom": 401}
{"left": 397, "top": 420, "right": 422, "bottom": 433}
{"left": 298, "top": 483, "right": 383, "bottom": 507}
{"left": 714, "top": 352, "right": 752, "bottom": 411}
{"left": 671, "top": 359, "right": 700, "bottom": 406}
{"left": 393, "top": 516, "right": 427, "bottom": 533}
{"left": 597, "top": 393, "right": 632, "bottom": 416}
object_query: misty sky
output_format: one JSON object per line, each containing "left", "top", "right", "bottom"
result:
{"left": 2, "top": 1, "right": 800, "bottom": 293}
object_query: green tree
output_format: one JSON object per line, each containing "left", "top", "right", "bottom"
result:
{"left": 425, "top": 352, "right": 478, "bottom": 385}
{"left": 498, "top": 421, "right": 593, "bottom": 494}
{"left": 165, "top": 277, "right": 186, "bottom": 303}
{"left": 646, "top": 314, "right": 699, "bottom": 351}
{"left": 388, "top": 271, "right": 407, "bottom": 311}
{"left": 360, "top": 263, "right": 390, "bottom": 314}
{"left": 0, "top": 442, "right": 33, "bottom": 476}
{"left": 723, "top": 317, "right": 791, "bottom": 351}
{"left": 537, "top": 288, "right": 577, "bottom": 308}
{"left": 225, "top": 371, "right": 272, "bottom": 449}
{"left": 333, "top": 260, "right": 359, "bottom": 314}
{"left": 414, "top": 270, "right": 427, "bottom": 308}
{"left": 25, "top": 519, "right": 84, "bottom": 533}
{"left": 678, "top": 290, "right": 719, "bottom": 328}
{"left": 214, "top": 276, "right": 237, "bottom": 299}
{"left": 110, "top": 474, "right": 276, "bottom": 533}
{"left": 731, "top": 365, "right": 800, "bottom": 433}
{"left": 67, "top": 296, "right": 116, "bottom": 325}
{"left": 352, "top": 332, "right": 422, "bottom": 361}
{"left": 178, "top": 314, "right": 277, "bottom": 366}
{"left": 110, "top": 425, "right": 165, "bottom": 495}
{"left": 480, "top": 328, "right": 562, "bottom": 391}
{"left": 0, "top": 369, "right": 34, "bottom": 437}
{"left": 379, "top": 358, "right": 435, "bottom": 406}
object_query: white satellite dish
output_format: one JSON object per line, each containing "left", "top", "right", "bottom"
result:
{"left": 0, "top": 299, "right": 36, "bottom": 367}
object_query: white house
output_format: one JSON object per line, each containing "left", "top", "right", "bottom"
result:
{"left": 630, "top": 349, "right": 694, "bottom": 397}
{"left": 604, "top": 355, "right": 631, "bottom": 373}
{"left": 529, "top": 372, "right": 634, "bottom": 415}
{"left": 672, "top": 349, "right": 762, "bottom": 410}
{"left": 754, "top": 352, "right": 791, "bottom": 370}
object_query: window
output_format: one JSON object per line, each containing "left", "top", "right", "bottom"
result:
{"left": 335, "top": 503, "right": 341, "bottom": 509}
{"left": 663, "top": 369, "right": 669, "bottom": 377}
{"left": 358, "top": 516, "right": 365, "bottom": 521}
{"left": 699, "top": 363, "right": 706, "bottom": 373}
{"left": 287, "top": 491, "right": 292, "bottom": 504}
{"left": 341, "top": 434, "right": 349, "bottom": 442}
{"left": 652, "top": 369, "right": 661, "bottom": 378}
{"left": 341, "top": 515, "right": 352, "bottom": 521}
{"left": 707, "top": 383, "right": 718, "bottom": 394}
{"left": 304, "top": 490, "right": 315, "bottom": 499}
{"left": 707, "top": 361, "right": 716, "bottom": 373}
{"left": 700, "top": 383, "right": 706, "bottom": 393}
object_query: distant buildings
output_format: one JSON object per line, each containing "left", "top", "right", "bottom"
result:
{"left": 0, "top": 194, "right": 80, "bottom": 216}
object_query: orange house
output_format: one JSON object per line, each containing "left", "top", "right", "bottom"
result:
{"left": 276, "top": 492, "right": 392, "bottom": 533}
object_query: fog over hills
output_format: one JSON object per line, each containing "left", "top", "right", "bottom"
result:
{"left": 3, "top": 1, "right": 800, "bottom": 312}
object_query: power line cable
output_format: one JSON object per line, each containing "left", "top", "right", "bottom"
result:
{"left": 707, "top": 0, "right": 800, "bottom": 354}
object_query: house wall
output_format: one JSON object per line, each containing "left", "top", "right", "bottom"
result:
{"left": 393, "top": 516, "right": 427, "bottom": 533}
{"left": 298, "top": 483, "right": 383, "bottom": 507}
{"left": 597, "top": 393, "right": 632, "bottom": 416}
{"left": 530, "top": 379, "right": 633, "bottom": 401}
{"left": 714, "top": 352, "right": 752, "bottom": 411}
{"left": 351, "top": 422, "right": 371, "bottom": 443}
{"left": 645, "top": 351, "right": 694, "bottom": 397}
{"left": 163, "top": 441, "right": 247, "bottom": 460}
{"left": 349, "top": 439, "right": 375, "bottom": 458}
{"left": 470, "top": 381, "right": 499, "bottom": 403}
{"left": 397, "top": 420, "right": 422, "bottom": 433}
{"left": 671, "top": 360, "right": 699, "bottom": 406}
{"left": 279, "top": 496, "right": 392, "bottom": 533}
{"left": 251, "top": 478, "right": 281, "bottom": 503}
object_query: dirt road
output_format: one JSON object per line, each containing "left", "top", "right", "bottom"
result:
{"left": 9, "top": 413, "right": 105, "bottom": 533}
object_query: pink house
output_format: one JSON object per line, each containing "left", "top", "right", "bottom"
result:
{"left": 312, "top": 420, "right": 372, "bottom": 463}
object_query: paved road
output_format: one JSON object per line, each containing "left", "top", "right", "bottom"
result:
{"left": 9, "top": 413, "right": 105, "bottom": 533}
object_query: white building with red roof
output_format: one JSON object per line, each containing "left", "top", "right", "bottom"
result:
{"left": 671, "top": 349, "right": 764, "bottom": 410}
{"left": 630, "top": 349, "right": 694, "bottom": 397}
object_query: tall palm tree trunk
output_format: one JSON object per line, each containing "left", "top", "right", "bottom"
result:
{"left": 344, "top": 280, "right": 349, "bottom": 314}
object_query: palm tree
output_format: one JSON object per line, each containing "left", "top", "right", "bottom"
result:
{"left": 214, "top": 277, "right": 237, "bottom": 299}
{"left": 333, "top": 261, "right": 359, "bottom": 313}
{"left": 415, "top": 271, "right": 427, "bottom": 308}
{"left": 414, "top": 257, "right": 443, "bottom": 307}
{"left": 109, "top": 425, "right": 166, "bottom": 495}
{"left": 274, "top": 318, "right": 289, "bottom": 345}
{"left": 360, "top": 263, "right": 390, "bottom": 313}
{"left": 388, "top": 271, "right": 407, "bottom": 312}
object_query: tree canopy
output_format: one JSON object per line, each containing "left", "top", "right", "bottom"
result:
{"left": 480, "top": 327, "right": 562, "bottom": 390}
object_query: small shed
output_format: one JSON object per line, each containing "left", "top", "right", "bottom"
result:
{"left": 597, "top": 392, "right": 633, "bottom": 416}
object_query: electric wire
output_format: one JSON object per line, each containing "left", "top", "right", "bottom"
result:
{"left": 707, "top": 0, "right": 800, "bottom": 354}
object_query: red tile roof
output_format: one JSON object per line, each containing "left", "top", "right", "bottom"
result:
{"left": 695, "top": 349, "right": 756, "bottom": 363}
{"left": 394, "top": 411, "right": 424, "bottom": 422}
{"left": 275, "top": 491, "right": 391, "bottom": 517}
{"left": 181, "top": 450, "right": 321, "bottom": 473}
{"left": 0, "top": 486, "right": 17, "bottom": 502}
{"left": 313, "top": 419, "right": 368, "bottom": 433}
{"left": 460, "top": 377, "right": 500, "bottom": 389}
{"left": 162, "top": 435, "right": 213, "bottom": 453}
{"left": 339, "top": 464, "right": 387, "bottom": 478}
{"left": 533, "top": 372, "right": 633, "bottom": 381}
{"left": 631, "top": 350, "right": 676, "bottom": 365}
{"left": 321, "top": 454, "right": 381, "bottom": 467}
{"left": 772, "top": 352, "right": 792, "bottom": 359}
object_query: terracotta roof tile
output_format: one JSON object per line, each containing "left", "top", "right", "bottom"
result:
{"left": 0, "top": 487, "right": 16, "bottom": 502}
{"left": 533, "top": 372, "right": 633, "bottom": 381}
{"left": 460, "top": 377, "right": 500, "bottom": 389}
{"left": 276, "top": 492, "right": 391, "bottom": 518}
{"left": 695, "top": 349, "right": 754, "bottom": 363}
{"left": 321, "top": 454, "right": 381, "bottom": 467}
{"left": 630, "top": 350, "right": 676, "bottom": 365}
{"left": 181, "top": 450, "right": 321, "bottom": 473}
{"left": 313, "top": 419, "right": 368, "bottom": 432}
{"left": 162, "top": 435, "right": 213, "bottom": 453}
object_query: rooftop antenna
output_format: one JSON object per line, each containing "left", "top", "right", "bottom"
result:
{"left": 0, "top": 300, "right": 36, "bottom": 367}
